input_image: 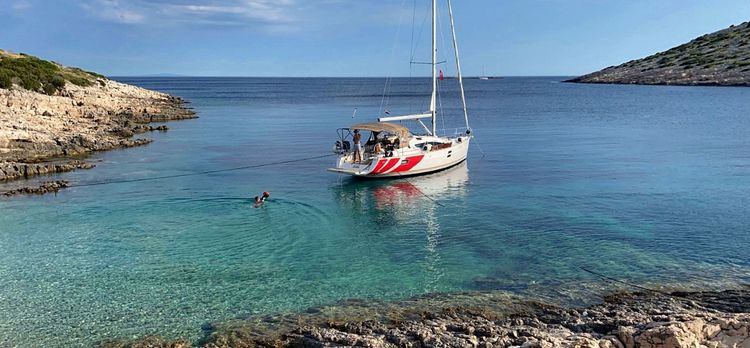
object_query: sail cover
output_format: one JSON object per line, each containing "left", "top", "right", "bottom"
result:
{"left": 350, "top": 122, "right": 410, "bottom": 148}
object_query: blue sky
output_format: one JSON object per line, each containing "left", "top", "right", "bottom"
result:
{"left": 1, "top": 0, "right": 749, "bottom": 76}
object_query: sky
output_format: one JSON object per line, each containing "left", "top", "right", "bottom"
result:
{"left": 1, "top": 0, "right": 749, "bottom": 77}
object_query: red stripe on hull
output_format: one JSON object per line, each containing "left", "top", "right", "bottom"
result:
{"left": 371, "top": 159, "right": 387, "bottom": 173}
{"left": 391, "top": 155, "right": 424, "bottom": 173}
{"left": 374, "top": 158, "right": 400, "bottom": 174}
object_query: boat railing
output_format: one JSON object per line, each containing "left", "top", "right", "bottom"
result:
{"left": 438, "top": 127, "right": 471, "bottom": 137}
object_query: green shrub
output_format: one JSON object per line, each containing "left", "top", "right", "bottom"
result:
{"left": 0, "top": 53, "right": 102, "bottom": 94}
{"left": 657, "top": 56, "right": 675, "bottom": 67}
{"left": 42, "top": 83, "right": 57, "bottom": 95}
{"left": 50, "top": 75, "right": 65, "bottom": 88}
{"left": 0, "top": 71, "right": 11, "bottom": 88}
{"left": 65, "top": 74, "right": 93, "bottom": 87}
{"left": 20, "top": 77, "right": 41, "bottom": 91}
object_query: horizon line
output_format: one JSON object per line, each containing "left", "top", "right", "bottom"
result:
{"left": 109, "top": 75, "right": 577, "bottom": 78}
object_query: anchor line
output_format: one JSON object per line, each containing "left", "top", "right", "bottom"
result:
{"left": 68, "top": 154, "right": 334, "bottom": 188}
{"left": 579, "top": 266, "right": 742, "bottom": 309}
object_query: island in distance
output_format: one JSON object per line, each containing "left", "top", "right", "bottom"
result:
{"left": 567, "top": 21, "right": 750, "bottom": 86}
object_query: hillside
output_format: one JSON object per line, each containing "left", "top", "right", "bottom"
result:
{"left": 0, "top": 50, "right": 196, "bottom": 184}
{"left": 0, "top": 49, "right": 105, "bottom": 94}
{"left": 567, "top": 21, "right": 750, "bottom": 86}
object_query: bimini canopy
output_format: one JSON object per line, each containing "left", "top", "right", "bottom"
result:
{"left": 351, "top": 122, "right": 410, "bottom": 148}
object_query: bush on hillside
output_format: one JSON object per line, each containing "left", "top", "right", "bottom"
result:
{"left": 0, "top": 71, "right": 11, "bottom": 88}
{"left": 0, "top": 54, "right": 98, "bottom": 95}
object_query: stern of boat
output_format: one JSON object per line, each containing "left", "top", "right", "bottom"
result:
{"left": 327, "top": 153, "right": 379, "bottom": 176}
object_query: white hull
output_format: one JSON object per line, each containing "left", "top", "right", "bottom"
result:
{"left": 328, "top": 135, "right": 471, "bottom": 178}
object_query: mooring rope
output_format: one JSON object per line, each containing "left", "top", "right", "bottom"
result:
{"left": 580, "top": 267, "right": 663, "bottom": 294}
{"left": 471, "top": 134, "right": 486, "bottom": 158}
{"left": 403, "top": 177, "right": 446, "bottom": 207}
{"left": 580, "top": 266, "right": 742, "bottom": 309}
{"left": 68, "top": 153, "right": 333, "bottom": 188}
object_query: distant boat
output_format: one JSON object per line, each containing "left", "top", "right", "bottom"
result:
{"left": 479, "top": 65, "right": 490, "bottom": 80}
{"left": 328, "top": 0, "right": 472, "bottom": 178}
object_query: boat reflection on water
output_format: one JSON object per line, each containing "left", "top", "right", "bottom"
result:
{"left": 333, "top": 161, "right": 469, "bottom": 216}
{"left": 332, "top": 162, "right": 469, "bottom": 291}
{"left": 372, "top": 161, "right": 469, "bottom": 211}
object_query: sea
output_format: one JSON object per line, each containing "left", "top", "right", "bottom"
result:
{"left": 1, "top": 77, "right": 749, "bottom": 347}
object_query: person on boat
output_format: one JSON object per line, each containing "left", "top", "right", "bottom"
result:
{"left": 254, "top": 191, "right": 270, "bottom": 207}
{"left": 352, "top": 129, "right": 362, "bottom": 162}
{"left": 373, "top": 142, "right": 383, "bottom": 154}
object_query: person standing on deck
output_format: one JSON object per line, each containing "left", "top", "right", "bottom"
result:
{"left": 352, "top": 129, "right": 362, "bottom": 162}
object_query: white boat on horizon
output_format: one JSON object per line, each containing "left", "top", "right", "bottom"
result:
{"left": 479, "top": 65, "right": 490, "bottom": 80}
{"left": 328, "top": 0, "right": 472, "bottom": 178}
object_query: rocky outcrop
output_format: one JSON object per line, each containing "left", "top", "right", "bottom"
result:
{"left": 0, "top": 62, "right": 195, "bottom": 184}
{"left": 0, "top": 160, "right": 95, "bottom": 181}
{"left": 3, "top": 180, "right": 69, "bottom": 196}
{"left": 0, "top": 79, "right": 194, "bottom": 162}
{"left": 99, "top": 289, "right": 750, "bottom": 348}
{"left": 286, "top": 292, "right": 750, "bottom": 348}
{"left": 568, "top": 21, "right": 750, "bottom": 86}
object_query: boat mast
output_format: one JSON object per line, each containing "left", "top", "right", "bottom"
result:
{"left": 447, "top": 0, "right": 470, "bottom": 131}
{"left": 430, "top": 0, "right": 437, "bottom": 136}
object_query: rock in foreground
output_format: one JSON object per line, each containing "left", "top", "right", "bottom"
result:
{"left": 568, "top": 22, "right": 750, "bottom": 86}
{"left": 100, "top": 289, "right": 750, "bottom": 348}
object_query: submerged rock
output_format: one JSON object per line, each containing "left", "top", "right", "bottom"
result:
{"left": 3, "top": 180, "right": 69, "bottom": 196}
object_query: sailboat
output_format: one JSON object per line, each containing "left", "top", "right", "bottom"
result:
{"left": 479, "top": 65, "right": 490, "bottom": 80}
{"left": 328, "top": 0, "right": 472, "bottom": 178}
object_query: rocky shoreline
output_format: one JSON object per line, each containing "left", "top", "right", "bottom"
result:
{"left": 99, "top": 288, "right": 750, "bottom": 348}
{"left": 0, "top": 78, "right": 195, "bottom": 188}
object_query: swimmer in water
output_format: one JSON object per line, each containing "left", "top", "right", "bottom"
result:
{"left": 254, "top": 191, "right": 270, "bottom": 207}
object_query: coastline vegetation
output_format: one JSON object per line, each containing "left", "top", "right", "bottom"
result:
{"left": 0, "top": 50, "right": 104, "bottom": 95}
{"left": 568, "top": 21, "right": 750, "bottom": 86}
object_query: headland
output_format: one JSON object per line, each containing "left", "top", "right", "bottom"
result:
{"left": 0, "top": 49, "right": 196, "bottom": 193}
{"left": 567, "top": 22, "right": 750, "bottom": 86}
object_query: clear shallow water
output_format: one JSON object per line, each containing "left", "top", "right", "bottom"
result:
{"left": 1, "top": 77, "right": 749, "bottom": 347}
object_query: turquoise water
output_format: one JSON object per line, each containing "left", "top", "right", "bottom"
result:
{"left": 1, "top": 77, "right": 749, "bottom": 347}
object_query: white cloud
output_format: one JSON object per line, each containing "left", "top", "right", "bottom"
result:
{"left": 82, "top": 0, "right": 299, "bottom": 28}
{"left": 83, "top": 0, "right": 145, "bottom": 24}
{"left": 7, "top": 0, "right": 32, "bottom": 12}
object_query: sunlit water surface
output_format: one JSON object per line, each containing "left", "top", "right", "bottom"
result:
{"left": 1, "top": 77, "right": 749, "bottom": 347}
